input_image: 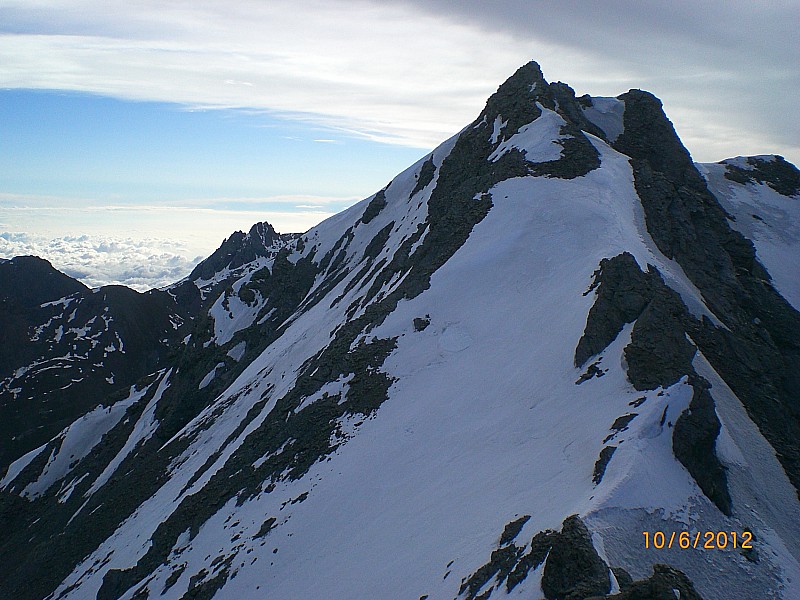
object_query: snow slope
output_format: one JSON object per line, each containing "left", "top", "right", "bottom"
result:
{"left": 700, "top": 159, "right": 800, "bottom": 310}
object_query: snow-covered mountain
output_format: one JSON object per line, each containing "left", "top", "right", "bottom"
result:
{"left": 1, "top": 61, "right": 799, "bottom": 600}
{"left": 0, "top": 224, "right": 299, "bottom": 474}
{"left": 0, "top": 256, "right": 192, "bottom": 472}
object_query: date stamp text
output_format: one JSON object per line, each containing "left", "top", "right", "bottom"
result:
{"left": 642, "top": 531, "right": 753, "bottom": 550}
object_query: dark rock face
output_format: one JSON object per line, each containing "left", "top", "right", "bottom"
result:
{"left": 0, "top": 257, "right": 92, "bottom": 468}
{"left": 722, "top": 155, "right": 800, "bottom": 197}
{"left": 483, "top": 61, "right": 546, "bottom": 137}
{"left": 575, "top": 252, "right": 731, "bottom": 514}
{"left": 460, "top": 515, "right": 703, "bottom": 600}
{"left": 411, "top": 156, "right": 436, "bottom": 197}
{"left": 360, "top": 188, "right": 388, "bottom": 224}
{"left": 574, "top": 251, "right": 696, "bottom": 390}
{"left": 0, "top": 255, "right": 87, "bottom": 307}
{"left": 614, "top": 90, "right": 800, "bottom": 502}
{"left": 500, "top": 515, "right": 531, "bottom": 546}
{"left": 159, "top": 221, "right": 301, "bottom": 330}
{"left": 608, "top": 564, "right": 704, "bottom": 600}
{"left": 0, "top": 267, "right": 191, "bottom": 471}
{"left": 458, "top": 516, "right": 553, "bottom": 599}
{"left": 154, "top": 253, "right": 319, "bottom": 436}
{"left": 188, "top": 221, "right": 295, "bottom": 282}
{"left": 541, "top": 515, "right": 611, "bottom": 600}
{"left": 459, "top": 544, "right": 525, "bottom": 599}
{"left": 673, "top": 380, "right": 732, "bottom": 515}
{"left": 506, "top": 530, "right": 555, "bottom": 591}
{"left": 413, "top": 315, "right": 430, "bottom": 331}
{"left": 623, "top": 284, "right": 696, "bottom": 391}
{"left": 574, "top": 253, "right": 652, "bottom": 369}
{"left": 593, "top": 445, "right": 617, "bottom": 484}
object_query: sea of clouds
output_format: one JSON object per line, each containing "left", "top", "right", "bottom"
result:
{"left": 0, "top": 201, "right": 342, "bottom": 292}
{"left": 0, "top": 231, "right": 204, "bottom": 291}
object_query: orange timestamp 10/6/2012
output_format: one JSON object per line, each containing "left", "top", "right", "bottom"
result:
{"left": 642, "top": 530, "right": 754, "bottom": 550}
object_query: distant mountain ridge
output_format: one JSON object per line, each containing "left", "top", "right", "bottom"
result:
{"left": 0, "top": 255, "right": 88, "bottom": 307}
{"left": 0, "top": 225, "right": 298, "bottom": 472}
{"left": 1, "top": 61, "right": 799, "bottom": 600}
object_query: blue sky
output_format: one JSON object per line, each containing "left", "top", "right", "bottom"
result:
{"left": 0, "top": 89, "right": 426, "bottom": 289}
{"left": 0, "top": 89, "right": 422, "bottom": 207}
{"left": 1, "top": 0, "right": 797, "bottom": 289}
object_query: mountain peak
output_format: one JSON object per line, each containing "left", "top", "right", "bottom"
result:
{"left": 511, "top": 59, "right": 547, "bottom": 88}
{"left": 0, "top": 254, "right": 88, "bottom": 307}
{"left": 246, "top": 220, "right": 277, "bottom": 247}
{"left": 480, "top": 60, "right": 547, "bottom": 135}
{"left": 187, "top": 220, "right": 295, "bottom": 283}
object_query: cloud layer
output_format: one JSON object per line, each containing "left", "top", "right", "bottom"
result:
{"left": 0, "top": 201, "right": 341, "bottom": 290}
{"left": 0, "top": 231, "right": 202, "bottom": 291}
{"left": 1, "top": 0, "right": 522, "bottom": 148}
{"left": 2, "top": 0, "right": 796, "bottom": 162}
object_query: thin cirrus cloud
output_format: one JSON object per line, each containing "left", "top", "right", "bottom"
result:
{"left": 391, "top": 0, "right": 800, "bottom": 163}
{"left": 1, "top": 0, "right": 797, "bottom": 161}
{"left": 0, "top": 0, "right": 520, "bottom": 148}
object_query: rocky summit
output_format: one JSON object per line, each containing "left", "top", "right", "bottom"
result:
{"left": 1, "top": 61, "right": 799, "bottom": 600}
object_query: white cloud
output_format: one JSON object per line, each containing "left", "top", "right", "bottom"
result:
{"left": 1, "top": 0, "right": 797, "bottom": 163}
{"left": 386, "top": 0, "right": 800, "bottom": 163}
{"left": 0, "top": 0, "right": 531, "bottom": 148}
{"left": 0, "top": 200, "right": 344, "bottom": 290}
{"left": 0, "top": 231, "right": 203, "bottom": 291}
